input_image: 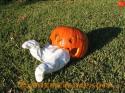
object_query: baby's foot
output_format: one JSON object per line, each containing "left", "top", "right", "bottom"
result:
{"left": 35, "top": 66, "right": 45, "bottom": 82}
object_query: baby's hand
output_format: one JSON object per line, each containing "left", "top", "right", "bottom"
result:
{"left": 22, "top": 40, "right": 40, "bottom": 49}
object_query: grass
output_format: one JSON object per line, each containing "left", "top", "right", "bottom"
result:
{"left": 0, "top": 0, "right": 125, "bottom": 92}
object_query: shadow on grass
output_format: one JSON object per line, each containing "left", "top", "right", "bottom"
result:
{"left": 66, "top": 27, "right": 122, "bottom": 67}
{"left": 87, "top": 27, "right": 122, "bottom": 54}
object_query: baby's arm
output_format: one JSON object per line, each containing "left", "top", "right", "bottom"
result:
{"left": 22, "top": 40, "right": 43, "bottom": 62}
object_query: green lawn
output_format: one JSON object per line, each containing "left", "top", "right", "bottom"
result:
{"left": 0, "top": 0, "right": 125, "bottom": 92}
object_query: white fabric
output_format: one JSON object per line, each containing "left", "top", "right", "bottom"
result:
{"left": 22, "top": 40, "right": 70, "bottom": 82}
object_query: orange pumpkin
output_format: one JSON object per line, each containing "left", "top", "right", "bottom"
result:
{"left": 49, "top": 26, "right": 88, "bottom": 58}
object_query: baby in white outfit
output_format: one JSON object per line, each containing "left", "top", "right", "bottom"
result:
{"left": 22, "top": 40, "right": 70, "bottom": 82}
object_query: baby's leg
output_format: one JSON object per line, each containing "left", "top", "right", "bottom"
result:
{"left": 35, "top": 64, "right": 46, "bottom": 82}
{"left": 35, "top": 55, "right": 70, "bottom": 82}
{"left": 35, "top": 63, "right": 54, "bottom": 82}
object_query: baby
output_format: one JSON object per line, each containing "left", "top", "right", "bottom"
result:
{"left": 22, "top": 40, "right": 70, "bottom": 82}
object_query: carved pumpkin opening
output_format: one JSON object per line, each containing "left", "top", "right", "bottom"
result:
{"left": 70, "top": 48, "right": 78, "bottom": 55}
{"left": 55, "top": 34, "right": 58, "bottom": 39}
{"left": 66, "top": 48, "right": 70, "bottom": 50}
{"left": 69, "top": 39, "right": 72, "bottom": 43}
{"left": 55, "top": 34, "right": 62, "bottom": 43}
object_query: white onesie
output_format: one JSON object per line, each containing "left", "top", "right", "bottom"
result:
{"left": 22, "top": 40, "right": 70, "bottom": 82}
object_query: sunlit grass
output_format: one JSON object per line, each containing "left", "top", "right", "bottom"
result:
{"left": 0, "top": 0, "right": 125, "bottom": 92}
